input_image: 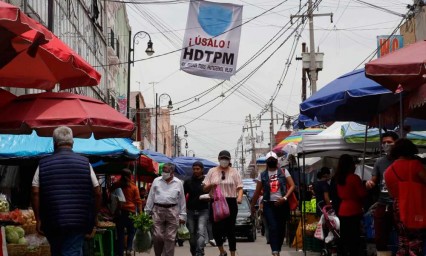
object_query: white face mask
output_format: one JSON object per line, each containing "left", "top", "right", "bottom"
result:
{"left": 382, "top": 143, "right": 394, "bottom": 154}
{"left": 219, "top": 159, "right": 230, "bottom": 168}
{"left": 162, "top": 172, "right": 171, "bottom": 180}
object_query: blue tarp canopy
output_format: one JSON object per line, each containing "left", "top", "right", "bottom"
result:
{"left": 0, "top": 131, "right": 140, "bottom": 160}
{"left": 172, "top": 156, "right": 217, "bottom": 178}
{"left": 300, "top": 69, "right": 400, "bottom": 122}
{"left": 141, "top": 150, "right": 172, "bottom": 163}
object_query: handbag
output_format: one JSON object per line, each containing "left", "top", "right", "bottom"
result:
{"left": 212, "top": 186, "right": 230, "bottom": 222}
{"left": 286, "top": 183, "right": 299, "bottom": 211}
{"left": 391, "top": 164, "right": 426, "bottom": 229}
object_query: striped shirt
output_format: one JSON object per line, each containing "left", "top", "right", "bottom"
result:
{"left": 203, "top": 167, "right": 243, "bottom": 198}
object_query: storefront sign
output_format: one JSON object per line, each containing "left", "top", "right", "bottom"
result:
{"left": 180, "top": 0, "right": 243, "bottom": 80}
{"left": 377, "top": 35, "right": 404, "bottom": 58}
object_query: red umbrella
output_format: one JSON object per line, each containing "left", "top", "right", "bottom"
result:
{"left": 0, "top": 2, "right": 51, "bottom": 39}
{"left": 0, "top": 29, "right": 101, "bottom": 90}
{"left": 0, "top": 92, "right": 134, "bottom": 139}
{"left": 0, "top": 3, "right": 100, "bottom": 90}
{"left": 0, "top": 88, "right": 16, "bottom": 109}
{"left": 365, "top": 40, "right": 426, "bottom": 92}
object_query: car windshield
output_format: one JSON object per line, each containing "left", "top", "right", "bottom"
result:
{"left": 238, "top": 197, "right": 250, "bottom": 211}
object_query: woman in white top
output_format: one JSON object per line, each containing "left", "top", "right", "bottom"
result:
{"left": 203, "top": 150, "right": 243, "bottom": 256}
{"left": 250, "top": 151, "right": 296, "bottom": 256}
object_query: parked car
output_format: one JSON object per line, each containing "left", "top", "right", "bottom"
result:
{"left": 235, "top": 195, "right": 256, "bottom": 241}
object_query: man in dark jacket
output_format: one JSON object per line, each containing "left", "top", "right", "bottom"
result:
{"left": 184, "top": 161, "right": 210, "bottom": 256}
{"left": 31, "top": 126, "right": 101, "bottom": 256}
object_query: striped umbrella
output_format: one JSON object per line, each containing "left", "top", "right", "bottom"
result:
{"left": 273, "top": 128, "right": 324, "bottom": 153}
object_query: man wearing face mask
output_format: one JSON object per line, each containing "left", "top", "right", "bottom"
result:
{"left": 250, "top": 151, "right": 296, "bottom": 256}
{"left": 366, "top": 131, "right": 399, "bottom": 256}
{"left": 203, "top": 150, "right": 243, "bottom": 256}
{"left": 145, "top": 163, "right": 186, "bottom": 256}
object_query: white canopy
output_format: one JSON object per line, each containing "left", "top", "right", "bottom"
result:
{"left": 297, "top": 122, "right": 379, "bottom": 157}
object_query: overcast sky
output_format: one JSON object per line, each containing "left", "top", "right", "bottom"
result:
{"left": 126, "top": 0, "right": 412, "bottom": 163}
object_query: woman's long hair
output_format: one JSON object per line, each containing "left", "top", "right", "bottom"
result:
{"left": 335, "top": 154, "right": 356, "bottom": 185}
{"left": 120, "top": 168, "right": 132, "bottom": 188}
{"left": 390, "top": 138, "right": 419, "bottom": 159}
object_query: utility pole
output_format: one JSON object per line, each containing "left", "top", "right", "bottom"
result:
{"left": 291, "top": 1, "right": 332, "bottom": 94}
{"left": 243, "top": 114, "right": 260, "bottom": 166}
{"left": 259, "top": 107, "right": 286, "bottom": 149}
{"left": 296, "top": 43, "right": 308, "bottom": 101}
{"left": 241, "top": 142, "right": 245, "bottom": 174}
{"left": 270, "top": 103, "right": 274, "bottom": 150}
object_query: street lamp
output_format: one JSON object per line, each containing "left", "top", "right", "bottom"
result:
{"left": 127, "top": 30, "right": 155, "bottom": 118}
{"left": 174, "top": 125, "right": 188, "bottom": 157}
{"left": 187, "top": 150, "right": 195, "bottom": 157}
{"left": 179, "top": 138, "right": 188, "bottom": 156}
{"left": 155, "top": 93, "right": 173, "bottom": 152}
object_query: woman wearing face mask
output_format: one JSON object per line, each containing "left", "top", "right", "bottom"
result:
{"left": 112, "top": 168, "right": 143, "bottom": 256}
{"left": 250, "top": 151, "right": 296, "bottom": 256}
{"left": 203, "top": 150, "right": 243, "bottom": 256}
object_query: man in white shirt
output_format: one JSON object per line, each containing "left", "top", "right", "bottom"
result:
{"left": 145, "top": 163, "right": 186, "bottom": 256}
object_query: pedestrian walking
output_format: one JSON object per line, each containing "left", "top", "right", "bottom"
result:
{"left": 31, "top": 126, "right": 102, "bottom": 256}
{"left": 250, "top": 151, "right": 296, "bottom": 256}
{"left": 335, "top": 154, "right": 367, "bottom": 256}
{"left": 384, "top": 138, "right": 426, "bottom": 256}
{"left": 365, "top": 131, "right": 399, "bottom": 256}
{"left": 145, "top": 163, "right": 186, "bottom": 256}
{"left": 203, "top": 150, "right": 243, "bottom": 256}
{"left": 184, "top": 161, "right": 210, "bottom": 256}
{"left": 112, "top": 168, "right": 143, "bottom": 256}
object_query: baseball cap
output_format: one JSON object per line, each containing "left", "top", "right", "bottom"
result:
{"left": 265, "top": 151, "right": 278, "bottom": 160}
{"left": 218, "top": 150, "right": 231, "bottom": 159}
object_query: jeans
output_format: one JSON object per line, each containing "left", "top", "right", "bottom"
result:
{"left": 46, "top": 232, "right": 85, "bottom": 256}
{"left": 263, "top": 202, "right": 289, "bottom": 253}
{"left": 339, "top": 215, "right": 362, "bottom": 256}
{"left": 211, "top": 198, "right": 238, "bottom": 252}
{"left": 373, "top": 202, "right": 395, "bottom": 251}
{"left": 116, "top": 210, "right": 136, "bottom": 256}
{"left": 187, "top": 209, "right": 209, "bottom": 256}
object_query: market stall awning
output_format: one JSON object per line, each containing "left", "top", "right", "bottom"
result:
{"left": 365, "top": 40, "right": 426, "bottom": 92}
{"left": 273, "top": 128, "right": 324, "bottom": 153}
{"left": 300, "top": 69, "right": 400, "bottom": 123}
{"left": 172, "top": 156, "right": 217, "bottom": 178}
{"left": 0, "top": 131, "right": 140, "bottom": 160}
{"left": 0, "top": 2, "right": 100, "bottom": 90}
{"left": 141, "top": 150, "right": 172, "bottom": 163}
{"left": 342, "top": 122, "right": 426, "bottom": 146}
{"left": 0, "top": 92, "right": 134, "bottom": 139}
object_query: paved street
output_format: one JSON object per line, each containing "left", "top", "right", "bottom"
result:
{"left": 133, "top": 233, "right": 320, "bottom": 256}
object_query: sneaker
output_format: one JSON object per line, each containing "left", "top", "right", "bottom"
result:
{"left": 209, "top": 239, "right": 216, "bottom": 246}
{"left": 126, "top": 251, "right": 133, "bottom": 256}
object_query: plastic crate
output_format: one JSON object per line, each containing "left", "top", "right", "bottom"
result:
{"left": 303, "top": 235, "right": 322, "bottom": 252}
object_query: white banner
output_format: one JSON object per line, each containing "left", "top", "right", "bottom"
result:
{"left": 180, "top": 0, "right": 243, "bottom": 80}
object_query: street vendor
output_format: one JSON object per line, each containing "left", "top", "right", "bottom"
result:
{"left": 31, "top": 126, "right": 102, "bottom": 256}
{"left": 112, "top": 168, "right": 143, "bottom": 256}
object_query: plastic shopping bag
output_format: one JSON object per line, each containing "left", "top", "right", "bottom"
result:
{"left": 212, "top": 186, "right": 230, "bottom": 222}
{"left": 314, "top": 215, "right": 324, "bottom": 240}
{"left": 132, "top": 229, "right": 152, "bottom": 253}
{"left": 177, "top": 224, "right": 190, "bottom": 240}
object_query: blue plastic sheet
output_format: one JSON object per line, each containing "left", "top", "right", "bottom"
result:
{"left": 0, "top": 131, "right": 140, "bottom": 159}
{"left": 172, "top": 156, "right": 217, "bottom": 177}
{"left": 141, "top": 150, "right": 172, "bottom": 163}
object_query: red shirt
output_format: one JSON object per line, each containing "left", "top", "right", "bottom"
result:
{"left": 112, "top": 182, "right": 142, "bottom": 213}
{"left": 337, "top": 173, "right": 367, "bottom": 216}
{"left": 384, "top": 158, "right": 424, "bottom": 199}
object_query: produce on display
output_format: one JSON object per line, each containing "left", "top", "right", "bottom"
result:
{"left": 0, "top": 194, "right": 9, "bottom": 212}
{"left": 130, "top": 213, "right": 153, "bottom": 252}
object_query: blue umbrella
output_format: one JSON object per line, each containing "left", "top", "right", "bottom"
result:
{"left": 292, "top": 114, "right": 322, "bottom": 129}
{"left": 172, "top": 156, "right": 217, "bottom": 178}
{"left": 141, "top": 149, "right": 172, "bottom": 163}
{"left": 300, "top": 69, "right": 400, "bottom": 122}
